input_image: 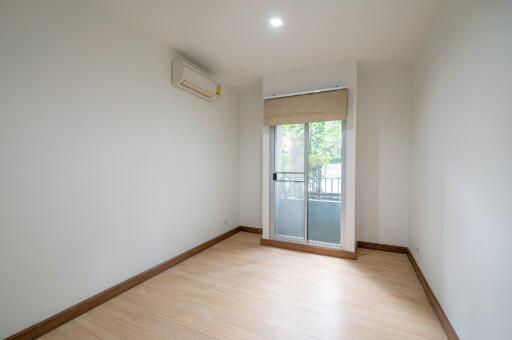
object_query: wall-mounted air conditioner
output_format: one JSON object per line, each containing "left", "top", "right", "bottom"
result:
{"left": 171, "top": 59, "right": 221, "bottom": 102}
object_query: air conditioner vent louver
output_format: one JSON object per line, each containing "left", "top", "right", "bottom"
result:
{"left": 171, "top": 59, "right": 220, "bottom": 102}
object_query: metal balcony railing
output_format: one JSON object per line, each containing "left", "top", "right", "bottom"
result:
{"left": 308, "top": 177, "right": 342, "bottom": 201}
{"left": 277, "top": 177, "right": 342, "bottom": 201}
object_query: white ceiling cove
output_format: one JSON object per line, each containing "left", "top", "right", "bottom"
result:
{"left": 98, "top": 0, "right": 443, "bottom": 90}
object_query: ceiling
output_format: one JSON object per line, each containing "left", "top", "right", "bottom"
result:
{"left": 98, "top": 0, "right": 443, "bottom": 91}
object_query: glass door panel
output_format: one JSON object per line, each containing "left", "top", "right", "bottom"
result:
{"left": 307, "top": 121, "right": 342, "bottom": 245}
{"left": 274, "top": 124, "right": 305, "bottom": 239}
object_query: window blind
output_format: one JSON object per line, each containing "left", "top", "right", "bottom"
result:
{"left": 263, "top": 89, "right": 347, "bottom": 126}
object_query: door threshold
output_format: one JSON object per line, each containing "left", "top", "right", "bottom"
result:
{"left": 261, "top": 238, "right": 357, "bottom": 260}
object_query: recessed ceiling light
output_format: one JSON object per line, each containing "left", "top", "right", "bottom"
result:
{"left": 269, "top": 17, "right": 283, "bottom": 28}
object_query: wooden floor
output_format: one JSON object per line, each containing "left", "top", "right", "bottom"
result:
{"left": 42, "top": 232, "right": 446, "bottom": 340}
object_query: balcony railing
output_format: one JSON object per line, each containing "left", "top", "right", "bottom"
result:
{"left": 277, "top": 177, "right": 342, "bottom": 201}
{"left": 308, "top": 177, "right": 342, "bottom": 201}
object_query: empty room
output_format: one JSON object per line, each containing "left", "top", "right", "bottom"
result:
{"left": 0, "top": 0, "right": 510, "bottom": 339}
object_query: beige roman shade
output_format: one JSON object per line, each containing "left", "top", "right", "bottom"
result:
{"left": 263, "top": 88, "right": 348, "bottom": 126}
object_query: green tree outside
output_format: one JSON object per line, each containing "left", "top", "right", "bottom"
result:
{"left": 280, "top": 121, "right": 342, "bottom": 194}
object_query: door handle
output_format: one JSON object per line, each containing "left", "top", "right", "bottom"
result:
{"left": 272, "top": 173, "right": 277, "bottom": 181}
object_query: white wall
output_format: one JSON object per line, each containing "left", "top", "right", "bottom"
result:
{"left": 239, "top": 87, "right": 263, "bottom": 227}
{"left": 0, "top": 1, "right": 240, "bottom": 337}
{"left": 410, "top": 0, "right": 512, "bottom": 338}
{"left": 356, "top": 66, "right": 412, "bottom": 246}
{"left": 261, "top": 61, "right": 358, "bottom": 251}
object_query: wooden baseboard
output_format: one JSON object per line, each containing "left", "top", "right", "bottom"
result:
{"left": 357, "top": 241, "right": 408, "bottom": 254}
{"left": 6, "top": 226, "right": 242, "bottom": 340}
{"left": 7, "top": 229, "right": 458, "bottom": 340}
{"left": 238, "top": 226, "right": 262, "bottom": 234}
{"left": 260, "top": 238, "right": 357, "bottom": 259}
{"left": 406, "top": 249, "right": 459, "bottom": 340}
{"left": 357, "top": 240, "right": 458, "bottom": 340}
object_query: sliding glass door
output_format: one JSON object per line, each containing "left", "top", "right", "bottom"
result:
{"left": 272, "top": 121, "right": 343, "bottom": 246}
{"left": 273, "top": 124, "right": 306, "bottom": 240}
{"left": 307, "top": 121, "right": 342, "bottom": 244}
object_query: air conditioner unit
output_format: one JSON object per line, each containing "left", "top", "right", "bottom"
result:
{"left": 171, "top": 59, "right": 221, "bottom": 102}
